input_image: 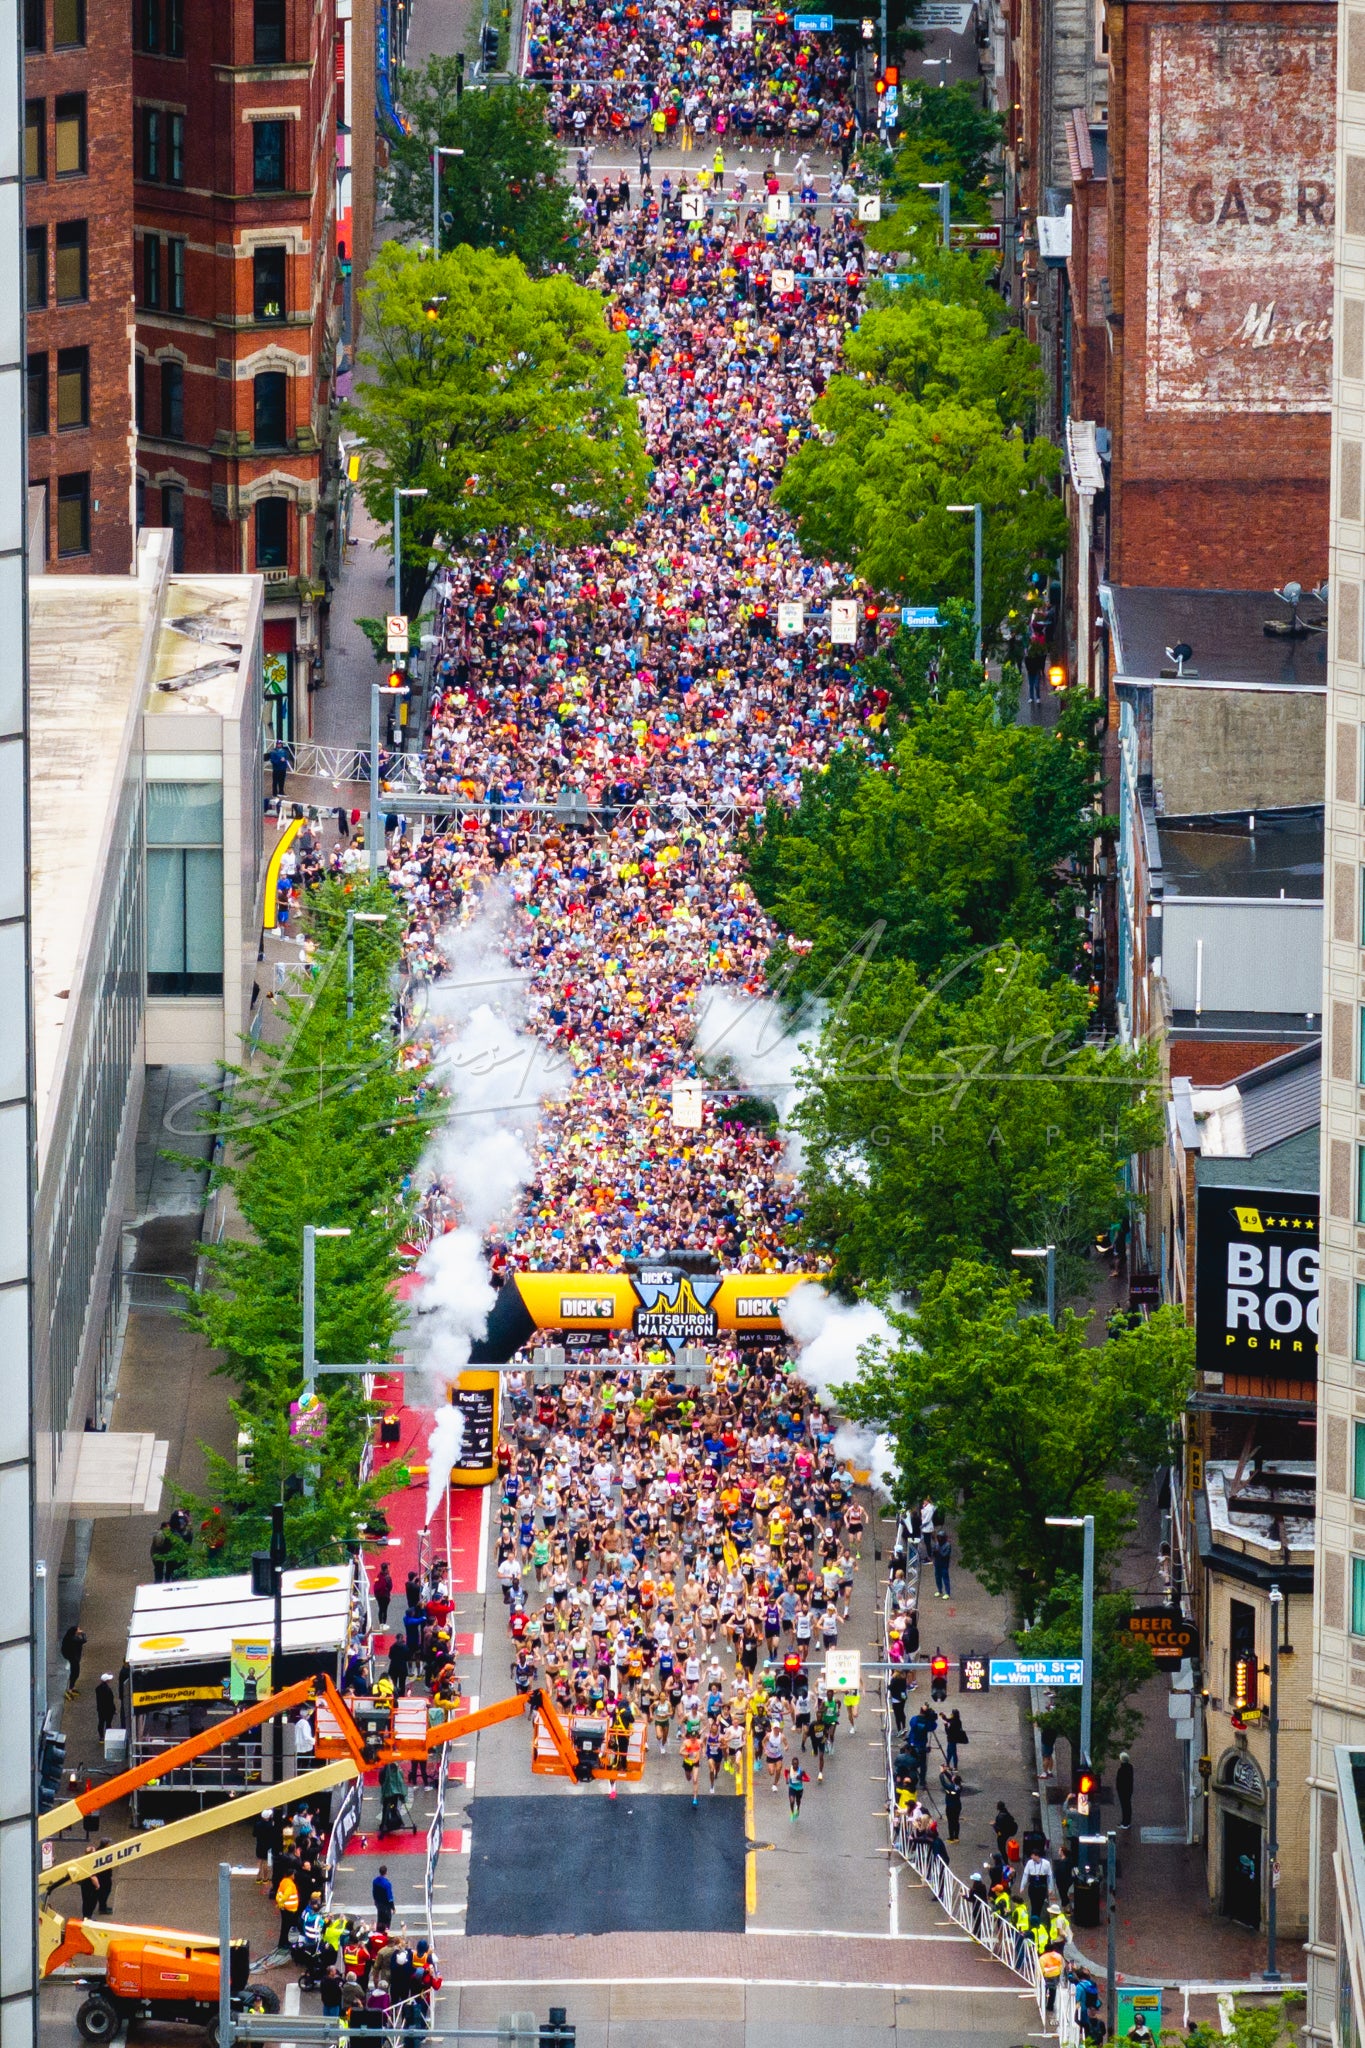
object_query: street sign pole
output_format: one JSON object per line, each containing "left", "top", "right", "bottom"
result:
{"left": 1081, "top": 1512, "right": 1095, "bottom": 1770}
{"left": 1105, "top": 1832, "right": 1117, "bottom": 2036}
{"left": 219, "top": 1862, "right": 234, "bottom": 2048}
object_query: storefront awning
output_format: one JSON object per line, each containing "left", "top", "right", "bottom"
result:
{"left": 70, "top": 1432, "right": 169, "bottom": 1517}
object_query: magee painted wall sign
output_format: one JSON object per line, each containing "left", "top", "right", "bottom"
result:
{"left": 1145, "top": 23, "right": 1335, "bottom": 413}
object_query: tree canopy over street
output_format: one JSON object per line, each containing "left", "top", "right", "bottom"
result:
{"left": 345, "top": 242, "right": 647, "bottom": 618}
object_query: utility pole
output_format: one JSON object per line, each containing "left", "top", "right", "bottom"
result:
{"left": 1265, "top": 1584, "right": 1283, "bottom": 1982}
{"left": 270, "top": 1503, "right": 286, "bottom": 1782}
{"left": 218, "top": 1862, "right": 233, "bottom": 2048}
{"left": 1105, "top": 1830, "right": 1117, "bottom": 2036}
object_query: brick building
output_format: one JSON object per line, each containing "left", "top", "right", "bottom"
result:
{"left": 23, "top": 0, "right": 136, "bottom": 573}
{"left": 1099, "top": 0, "right": 1334, "bottom": 589}
{"left": 133, "top": 0, "right": 341, "bottom": 737}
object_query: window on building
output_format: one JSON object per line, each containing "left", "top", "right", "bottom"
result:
{"left": 141, "top": 106, "right": 161, "bottom": 180}
{"left": 253, "top": 370, "right": 287, "bottom": 447}
{"left": 138, "top": 0, "right": 159, "bottom": 48}
{"left": 141, "top": 233, "right": 162, "bottom": 308}
{"left": 54, "top": 93, "right": 86, "bottom": 176}
{"left": 26, "top": 353, "right": 48, "bottom": 435}
{"left": 55, "top": 471, "right": 89, "bottom": 555}
{"left": 146, "top": 779, "right": 224, "bottom": 996}
{"left": 135, "top": 477, "right": 146, "bottom": 531}
{"left": 54, "top": 219, "right": 87, "bottom": 302}
{"left": 26, "top": 225, "right": 47, "bottom": 309}
{"left": 253, "top": 0, "right": 286, "bottom": 60}
{"left": 255, "top": 494, "right": 289, "bottom": 569}
{"left": 53, "top": 0, "right": 84, "bottom": 45}
{"left": 56, "top": 346, "right": 88, "bottom": 430}
{"left": 168, "top": 111, "right": 184, "bottom": 183}
{"left": 253, "top": 119, "right": 286, "bottom": 192}
{"left": 253, "top": 244, "right": 286, "bottom": 321}
{"left": 167, "top": 236, "right": 186, "bottom": 313}
{"left": 134, "top": 355, "right": 146, "bottom": 433}
{"left": 160, "top": 358, "right": 184, "bottom": 439}
{"left": 24, "top": 0, "right": 44, "bottom": 53}
{"left": 25, "top": 100, "right": 45, "bottom": 182}
{"left": 1354, "top": 1558, "right": 1365, "bottom": 1638}
{"left": 161, "top": 483, "right": 185, "bottom": 570}
{"left": 164, "top": 0, "right": 183, "bottom": 52}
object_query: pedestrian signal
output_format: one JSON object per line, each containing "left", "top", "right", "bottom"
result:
{"left": 882, "top": 62, "right": 898, "bottom": 84}
{"left": 1074, "top": 1767, "right": 1096, "bottom": 1816}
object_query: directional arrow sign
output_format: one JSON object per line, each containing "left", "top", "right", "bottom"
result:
{"left": 988, "top": 1657, "right": 1084, "bottom": 1687}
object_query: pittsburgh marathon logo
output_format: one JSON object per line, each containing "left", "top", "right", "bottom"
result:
{"left": 630, "top": 1268, "right": 722, "bottom": 1353}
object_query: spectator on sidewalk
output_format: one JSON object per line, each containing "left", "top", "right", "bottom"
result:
{"left": 931, "top": 1529, "right": 952, "bottom": 1598}
{"left": 372, "top": 1865, "right": 395, "bottom": 1933}
{"left": 887, "top": 1668, "right": 908, "bottom": 1735}
{"left": 61, "top": 1624, "right": 86, "bottom": 1698}
{"left": 374, "top": 1562, "right": 393, "bottom": 1628}
{"left": 93, "top": 1846, "right": 114, "bottom": 1917}
{"left": 941, "top": 1767, "right": 963, "bottom": 1842}
{"left": 992, "top": 1800, "right": 1018, "bottom": 1859}
{"left": 254, "top": 1809, "right": 276, "bottom": 1888}
{"left": 267, "top": 743, "right": 291, "bottom": 798}
{"left": 1116, "top": 1750, "right": 1135, "bottom": 1829}
{"left": 95, "top": 1674, "right": 118, "bottom": 1741}
{"left": 942, "top": 1707, "right": 966, "bottom": 1767}
{"left": 1022, "top": 1848, "right": 1052, "bottom": 1923}
{"left": 150, "top": 1523, "right": 175, "bottom": 1582}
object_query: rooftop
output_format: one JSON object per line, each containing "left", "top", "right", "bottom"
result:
{"left": 1205, "top": 1459, "right": 1315, "bottom": 1558}
{"left": 1105, "top": 585, "right": 1329, "bottom": 688}
{"left": 1157, "top": 809, "right": 1323, "bottom": 900}
{"left": 147, "top": 573, "right": 257, "bottom": 723}
{"left": 1181, "top": 1041, "right": 1321, "bottom": 1159}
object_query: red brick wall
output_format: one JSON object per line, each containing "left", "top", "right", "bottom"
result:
{"left": 133, "top": 0, "right": 337, "bottom": 591}
{"left": 25, "top": 0, "right": 135, "bottom": 574}
{"left": 1169, "top": 1038, "right": 1302, "bottom": 1084}
{"left": 1105, "top": 0, "right": 1334, "bottom": 588}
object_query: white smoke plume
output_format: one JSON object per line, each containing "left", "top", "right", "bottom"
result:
{"left": 409, "top": 903, "right": 568, "bottom": 1519}
{"left": 693, "top": 985, "right": 815, "bottom": 1167}
{"left": 782, "top": 1282, "right": 905, "bottom": 1498}
{"left": 424, "top": 1404, "right": 466, "bottom": 1527}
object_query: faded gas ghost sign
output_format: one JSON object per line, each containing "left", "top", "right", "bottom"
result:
{"left": 1146, "top": 23, "right": 1335, "bottom": 414}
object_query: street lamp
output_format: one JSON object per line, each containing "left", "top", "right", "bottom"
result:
{"left": 947, "top": 501, "right": 984, "bottom": 663}
{"left": 302, "top": 1226, "right": 352, "bottom": 1398}
{"left": 431, "top": 146, "right": 465, "bottom": 256}
{"left": 392, "top": 484, "right": 428, "bottom": 618}
{"left": 345, "top": 909, "right": 389, "bottom": 1025}
{"left": 917, "top": 178, "right": 952, "bottom": 251}
{"left": 370, "top": 681, "right": 409, "bottom": 879}
{"left": 1264, "top": 1583, "right": 1283, "bottom": 1984}
{"left": 1045, "top": 1512, "right": 1096, "bottom": 1777}
{"left": 1011, "top": 1241, "right": 1056, "bottom": 1324}
{"left": 922, "top": 54, "right": 949, "bottom": 85}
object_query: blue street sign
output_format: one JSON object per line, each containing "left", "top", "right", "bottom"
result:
{"left": 794, "top": 12, "right": 835, "bottom": 25}
{"left": 901, "top": 606, "right": 942, "bottom": 628}
{"left": 989, "top": 1657, "right": 1084, "bottom": 1687}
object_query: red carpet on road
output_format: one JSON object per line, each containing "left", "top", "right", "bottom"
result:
{"left": 364, "top": 1370, "right": 485, "bottom": 1595}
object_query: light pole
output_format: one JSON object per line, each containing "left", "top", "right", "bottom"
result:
{"left": 1045, "top": 1512, "right": 1096, "bottom": 1775}
{"left": 302, "top": 1225, "right": 352, "bottom": 1398}
{"left": 392, "top": 483, "right": 428, "bottom": 619}
{"left": 917, "top": 177, "right": 952, "bottom": 251}
{"left": 430, "top": 145, "right": 465, "bottom": 256}
{"left": 369, "top": 681, "right": 409, "bottom": 880}
{"left": 923, "top": 53, "right": 949, "bottom": 85}
{"left": 1264, "top": 1583, "right": 1283, "bottom": 1983}
{"left": 948, "top": 501, "right": 984, "bottom": 663}
{"left": 1011, "top": 1241, "right": 1056, "bottom": 1324}
{"left": 345, "top": 908, "right": 388, "bottom": 1025}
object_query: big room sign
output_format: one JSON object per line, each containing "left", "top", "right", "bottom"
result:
{"left": 1194, "top": 1185, "right": 1319, "bottom": 1374}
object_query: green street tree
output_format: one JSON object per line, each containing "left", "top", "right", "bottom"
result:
{"left": 839, "top": 299, "right": 1044, "bottom": 427}
{"left": 386, "top": 69, "right": 589, "bottom": 276}
{"left": 790, "top": 945, "right": 1161, "bottom": 1290}
{"left": 746, "top": 671, "right": 1102, "bottom": 1007}
{"left": 171, "top": 878, "right": 434, "bottom": 1573}
{"left": 1018, "top": 1578, "right": 1156, "bottom": 1771}
{"left": 843, "top": 1261, "right": 1195, "bottom": 1612}
{"left": 775, "top": 387, "right": 1066, "bottom": 638}
{"left": 346, "top": 242, "right": 647, "bottom": 618}
{"left": 891, "top": 82, "right": 1004, "bottom": 194}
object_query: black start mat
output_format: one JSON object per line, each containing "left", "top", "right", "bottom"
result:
{"left": 464, "top": 1793, "right": 746, "bottom": 1935}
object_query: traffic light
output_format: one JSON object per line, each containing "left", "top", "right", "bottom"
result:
{"left": 863, "top": 600, "right": 880, "bottom": 623}
{"left": 1074, "top": 1766, "right": 1096, "bottom": 1816}
{"left": 38, "top": 1725, "right": 67, "bottom": 1811}
{"left": 705, "top": 4, "right": 722, "bottom": 29}
{"left": 779, "top": 1649, "right": 803, "bottom": 1699}
{"left": 250, "top": 1551, "right": 278, "bottom": 1598}
{"left": 481, "top": 21, "right": 499, "bottom": 61}
{"left": 861, "top": 13, "right": 874, "bottom": 33}
{"left": 882, "top": 62, "right": 898, "bottom": 85}
{"left": 930, "top": 1652, "right": 949, "bottom": 1701}
{"left": 422, "top": 295, "right": 447, "bottom": 320}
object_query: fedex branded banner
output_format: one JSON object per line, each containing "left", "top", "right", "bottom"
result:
{"left": 1194, "top": 1185, "right": 1318, "bottom": 1373}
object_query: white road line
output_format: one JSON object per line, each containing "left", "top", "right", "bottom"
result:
{"left": 889, "top": 1865, "right": 899, "bottom": 1939}
{"left": 475, "top": 1485, "right": 490, "bottom": 1594}
{"left": 437, "top": 1978, "right": 1029, "bottom": 1994}
{"left": 748, "top": 1928, "right": 970, "bottom": 1943}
